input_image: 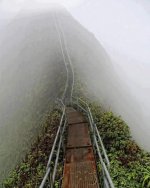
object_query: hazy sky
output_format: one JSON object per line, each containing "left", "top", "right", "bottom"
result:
{"left": 0, "top": 0, "right": 84, "bottom": 13}
{"left": 70, "top": 0, "right": 150, "bottom": 64}
{"left": 0, "top": 0, "right": 85, "bottom": 26}
{"left": 67, "top": 0, "right": 150, "bottom": 150}
{"left": 1, "top": 0, "right": 149, "bottom": 63}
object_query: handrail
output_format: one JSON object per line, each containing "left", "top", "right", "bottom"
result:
{"left": 46, "top": 107, "right": 65, "bottom": 168}
{"left": 94, "top": 136, "right": 114, "bottom": 188}
{"left": 53, "top": 13, "right": 69, "bottom": 102}
{"left": 54, "top": 13, "right": 75, "bottom": 103}
{"left": 40, "top": 100, "right": 66, "bottom": 188}
{"left": 51, "top": 119, "right": 67, "bottom": 187}
{"left": 72, "top": 97, "right": 115, "bottom": 188}
{"left": 94, "top": 123, "right": 110, "bottom": 168}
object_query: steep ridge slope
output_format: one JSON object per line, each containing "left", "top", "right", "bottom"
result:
{"left": 0, "top": 7, "right": 112, "bottom": 182}
{"left": 59, "top": 6, "right": 150, "bottom": 151}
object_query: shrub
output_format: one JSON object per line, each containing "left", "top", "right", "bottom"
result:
{"left": 90, "top": 103, "right": 150, "bottom": 188}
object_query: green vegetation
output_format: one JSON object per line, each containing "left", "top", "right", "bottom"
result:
{"left": 3, "top": 109, "right": 61, "bottom": 188}
{"left": 3, "top": 75, "right": 150, "bottom": 188}
{"left": 90, "top": 103, "right": 150, "bottom": 188}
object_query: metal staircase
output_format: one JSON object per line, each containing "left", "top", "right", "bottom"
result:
{"left": 40, "top": 97, "right": 115, "bottom": 188}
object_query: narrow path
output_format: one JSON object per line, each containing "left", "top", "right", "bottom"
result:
{"left": 62, "top": 107, "right": 99, "bottom": 188}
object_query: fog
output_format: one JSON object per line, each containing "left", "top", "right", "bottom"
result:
{"left": 69, "top": 0, "right": 150, "bottom": 152}
{"left": 0, "top": 0, "right": 150, "bottom": 182}
{"left": 0, "top": 4, "right": 67, "bottom": 181}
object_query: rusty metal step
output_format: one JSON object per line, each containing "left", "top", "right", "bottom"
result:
{"left": 67, "top": 123, "right": 91, "bottom": 148}
{"left": 67, "top": 111, "right": 87, "bottom": 125}
{"left": 65, "top": 147, "right": 95, "bottom": 163}
{"left": 62, "top": 161, "right": 99, "bottom": 188}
